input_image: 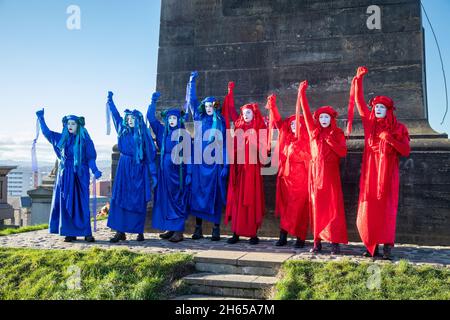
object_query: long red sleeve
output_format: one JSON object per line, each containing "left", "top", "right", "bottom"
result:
{"left": 355, "top": 76, "right": 370, "bottom": 119}
{"left": 326, "top": 131, "right": 348, "bottom": 158}
{"left": 299, "top": 87, "right": 315, "bottom": 137}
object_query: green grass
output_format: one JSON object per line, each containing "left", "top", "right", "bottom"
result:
{"left": 0, "top": 224, "right": 48, "bottom": 237}
{"left": 275, "top": 259, "right": 450, "bottom": 300}
{"left": 0, "top": 248, "right": 194, "bottom": 300}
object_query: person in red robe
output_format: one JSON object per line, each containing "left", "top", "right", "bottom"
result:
{"left": 299, "top": 80, "right": 348, "bottom": 254}
{"left": 265, "top": 94, "right": 311, "bottom": 248}
{"left": 223, "top": 97, "right": 267, "bottom": 245}
{"left": 348, "top": 67, "right": 411, "bottom": 260}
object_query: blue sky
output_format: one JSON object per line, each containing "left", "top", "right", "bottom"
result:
{"left": 0, "top": 0, "right": 449, "bottom": 165}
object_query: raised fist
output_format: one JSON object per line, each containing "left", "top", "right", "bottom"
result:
{"left": 357, "top": 66, "right": 369, "bottom": 78}
{"left": 152, "top": 91, "right": 161, "bottom": 102}
{"left": 299, "top": 80, "right": 308, "bottom": 92}
{"left": 190, "top": 71, "right": 199, "bottom": 82}
{"left": 266, "top": 94, "right": 276, "bottom": 109}
{"left": 228, "top": 81, "right": 235, "bottom": 93}
{"left": 107, "top": 91, "right": 114, "bottom": 99}
{"left": 36, "top": 108, "right": 45, "bottom": 118}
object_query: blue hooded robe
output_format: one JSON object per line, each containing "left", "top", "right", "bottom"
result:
{"left": 185, "top": 74, "right": 228, "bottom": 224}
{"left": 147, "top": 98, "right": 190, "bottom": 232}
{"left": 37, "top": 113, "right": 101, "bottom": 237}
{"left": 106, "top": 96, "right": 157, "bottom": 234}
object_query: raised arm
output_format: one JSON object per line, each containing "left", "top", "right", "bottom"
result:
{"left": 298, "top": 81, "right": 315, "bottom": 137}
{"left": 146, "top": 92, "right": 165, "bottom": 147}
{"left": 265, "top": 94, "right": 283, "bottom": 129}
{"left": 354, "top": 67, "right": 370, "bottom": 118}
{"left": 187, "top": 71, "right": 201, "bottom": 119}
{"left": 107, "top": 92, "right": 123, "bottom": 133}
{"left": 35, "top": 109, "right": 62, "bottom": 148}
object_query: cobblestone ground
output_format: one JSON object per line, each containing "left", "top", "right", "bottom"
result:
{"left": 1, "top": 221, "right": 449, "bottom": 268}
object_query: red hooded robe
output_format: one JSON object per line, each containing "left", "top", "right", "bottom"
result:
{"left": 349, "top": 72, "right": 411, "bottom": 255}
{"left": 299, "top": 83, "right": 348, "bottom": 244}
{"left": 224, "top": 102, "right": 267, "bottom": 237}
{"left": 267, "top": 95, "right": 311, "bottom": 240}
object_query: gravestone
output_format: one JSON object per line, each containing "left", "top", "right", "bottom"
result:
{"left": 146, "top": 0, "right": 450, "bottom": 245}
{"left": 0, "top": 166, "right": 17, "bottom": 225}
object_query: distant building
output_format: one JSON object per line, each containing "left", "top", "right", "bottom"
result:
{"left": 7, "top": 168, "right": 46, "bottom": 197}
{"left": 90, "top": 180, "right": 112, "bottom": 198}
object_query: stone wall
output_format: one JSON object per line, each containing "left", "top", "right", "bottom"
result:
{"left": 143, "top": 0, "right": 450, "bottom": 245}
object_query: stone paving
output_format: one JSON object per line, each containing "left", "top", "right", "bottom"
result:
{"left": 0, "top": 221, "right": 449, "bottom": 268}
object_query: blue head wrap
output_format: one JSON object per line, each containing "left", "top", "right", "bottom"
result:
{"left": 57, "top": 115, "right": 90, "bottom": 175}
{"left": 161, "top": 108, "right": 186, "bottom": 189}
{"left": 199, "top": 97, "right": 223, "bottom": 143}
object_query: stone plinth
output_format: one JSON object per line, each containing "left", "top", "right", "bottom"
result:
{"left": 0, "top": 166, "right": 17, "bottom": 224}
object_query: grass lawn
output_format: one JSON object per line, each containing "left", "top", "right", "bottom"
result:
{"left": 275, "top": 259, "right": 450, "bottom": 300}
{"left": 0, "top": 224, "right": 48, "bottom": 237}
{"left": 0, "top": 248, "right": 194, "bottom": 300}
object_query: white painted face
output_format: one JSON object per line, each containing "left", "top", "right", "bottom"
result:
{"left": 290, "top": 120, "right": 296, "bottom": 134}
{"left": 205, "top": 102, "right": 214, "bottom": 116}
{"left": 127, "top": 115, "right": 136, "bottom": 128}
{"left": 319, "top": 113, "right": 331, "bottom": 128}
{"left": 168, "top": 115, "right": 178, "bottom": 128}
{"left": 374, "top": 104, "right": 387, "bottom": 119}
{"left": 67, "top": 120, "right": 78, "bottom": 134}
{"left": 242, "top": 108, "right": 254, "bottom": 123}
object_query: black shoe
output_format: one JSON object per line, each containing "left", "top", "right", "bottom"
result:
{"left": 110, "top": 232, "right": 126, "bottom": 243}
{"left": 85, "top": 236, "right": 95, "bottom": 243}
{"left": 169, "top": 232, "right": 184, "bottom": 243}
{"left": 310, "top": 240, "right": 322, "bottom": 253}
{"left": 294, "top": 238, "right": 305, "bottom": 249}
{"left": 136, "top": 233, "right": 145, "bottom": 242}
{"left": 227, "top": 234, "right": 239, "bottom": 244}
{"left": 211, "top": 226, "right": 221, "bottom": 241}
{"left": 363, "top": 245, "right": 380, "bottom": 258}
{"left": 159, "top": 231, "right": 175, "bottom": 239}
{"left": 275, "top": 231, "right": 288, "bottom": 247}
{"left": 249, "top": 237, "right": 259, "bottom": 245}
{"left": 64, "top": 236, "right": 76, "bottom": 243}
{"left": 383, "top": 244, "right": 392, "bottom": 260}
{"left": 192, "top": 225, "right": 204, "bottom": 240}
{"left": 331, "top": 243, "right": 341, "bottom": 255}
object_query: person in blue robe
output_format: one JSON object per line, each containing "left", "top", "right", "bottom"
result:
{"left": 106, "top": 91, "right": 158, "bottom": 243}
{"left": 185, "top": 71, "right": 229, "bottom": 241}
{"left": 35, "top": 109, "right": 102, "bottom": 242}
{"left": 147, "top": 92, "right": 191, "bottom": 243}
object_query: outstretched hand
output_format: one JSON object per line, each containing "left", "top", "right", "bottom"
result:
{"left": 357, "top": 66, "right": 369, "bottom": 78}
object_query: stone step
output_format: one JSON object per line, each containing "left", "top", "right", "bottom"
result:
{"left": 195, "top": 262, "right": 278, "bottom": 276}
{"left": 194, "top": 251, "right": 293, "bottom": 269}
{"left": 173, "top": 295, "right": 255, "bottom": 300}
{"left": 182, "top": 273, "right": 277, "bottom": 299}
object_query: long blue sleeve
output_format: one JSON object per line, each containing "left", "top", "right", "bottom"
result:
{"left": 85, "top": 137, "right": 101, "bottom": 176}
{"left": 188, "top": 77, "right": 200, "bottom": 119}
{"left": 107, "top": 97, "right": 123, "bottom": 134}
{"left": 37, "top": 115, "right": 62, "bottom": 149}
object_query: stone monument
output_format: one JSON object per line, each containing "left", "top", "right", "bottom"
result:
{"left": 27, "top": 161, "right": 58, "bottom": 225}
{"left": 0, "top": 166, "right": 17, "bottom": 225}
{"left": 146, "top": 0, "right": 450, "bottom": 244}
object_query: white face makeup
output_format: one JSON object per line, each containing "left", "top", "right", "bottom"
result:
{"left": 242, "top": 108, "right": 254, "bottom": 123}
{"left": 168, "top": 115, "right": 178, "bottom": 128}
{"left": 319, "top": 113, "right": 331, "bottom": 128}
{"left": 290, "top": 120, "right": 297, "bottom": 134}
{"left": 374, "top": 104, "right": 387, "bottom": 119}
{"left": 205, "top": 102, "right": 214, "bottom": 116}
{"left": 127, "top": 115, "right": 136, "bottom": 128}
{"left": 67, "top": 120, "right": 78, "bottom": 134}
